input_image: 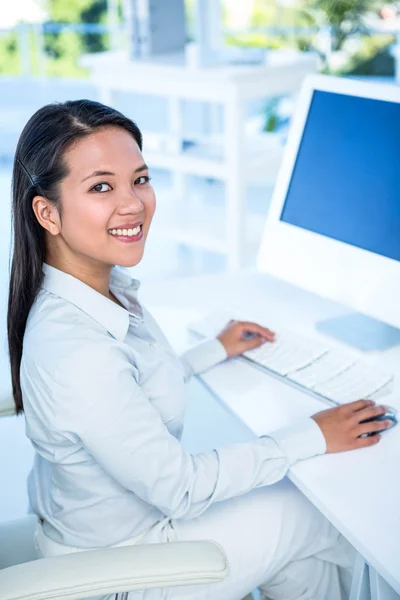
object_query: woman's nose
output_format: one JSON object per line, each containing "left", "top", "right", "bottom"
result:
{"left": 121, "top": 189, "right": 145, "bottom": 210}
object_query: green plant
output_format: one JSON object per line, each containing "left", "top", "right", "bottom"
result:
{"left": 302, "top": 0, "right": 380, "bottom": 52}
{"left": 225, "top": 31, "right": 291, "bottom": 50}
{"left": 263, "top": 98, "right": 281, "bottom": 133}
{"left": 44, "top": 30, "right": 89, "bottom": 77}
{"left": 330, "top": 33, "right": 395, "bottom": 75}
{"left": 0, "top": 32, "right": 20, "bottom": 75}
{"left": 296, "top": 0, "right": 395, "bottom": 73}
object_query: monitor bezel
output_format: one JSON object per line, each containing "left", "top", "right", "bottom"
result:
{"left": 257, "top": 74, "right": 400, "bottom": 330}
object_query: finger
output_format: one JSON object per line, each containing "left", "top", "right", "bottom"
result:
{"left": 239, "top": 321, "right": 276, "bottom": 341}
{"left": 352, "top": 404, "right": 388, "bottom": 423}
{"left": 242, "top": 334, "right": 269, "bottom": 351}
{"left": 353, "top": 434, "right": 381, "bottom": 449}
{"left": 356, "top": 419, "right": 393, "bottom": 437}
{"left": 344, "top": 399, "right": 375, "bottom": 413}
{"left": 221, "top": 319, "right": 240, "bottom": 332}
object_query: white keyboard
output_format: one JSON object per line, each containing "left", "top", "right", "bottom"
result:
{"left": 188, "top": 308, "right": 394, "bottom": 406}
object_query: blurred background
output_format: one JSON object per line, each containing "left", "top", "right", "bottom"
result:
{"left": 1, "top": 0, "right": 400, "bottom": 282}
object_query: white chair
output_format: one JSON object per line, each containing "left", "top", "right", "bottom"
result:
{"left": 0, "top": 365, "right": 14, "bottom": 418}
{"left": 0, "top": 515, "right": 229, "bottom": 600}
{"left": 0, "top": 404, "right": 14, "bottom": 418}
{"left": 0, "top": 394, "right": 255, "bottom": 598}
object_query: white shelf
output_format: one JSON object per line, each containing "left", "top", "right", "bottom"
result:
{"left": 143, "top": 132, "right": 284, "bottom": 182}
{"left": 149, "top": 190, "right": 266, "bottom": 260}
{"left": 80, "top": 50, "right": 317, "bottom": 102}
{"left": 145, "top": 149, "right": 225, "bottom": 180}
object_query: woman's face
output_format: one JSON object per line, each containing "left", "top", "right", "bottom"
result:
{"left": 46, "top": 125, "right": 156, "bottom": 270}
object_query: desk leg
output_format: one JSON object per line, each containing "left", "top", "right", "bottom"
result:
{"left": 349, "top": 553, "right": 371, "bottom": 600}
{"left": 369, "top": 567, "right": 400, "bottom": 600}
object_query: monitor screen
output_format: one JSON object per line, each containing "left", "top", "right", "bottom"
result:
{"left": 280, "top": 89, "right": 400, "bottom": 263}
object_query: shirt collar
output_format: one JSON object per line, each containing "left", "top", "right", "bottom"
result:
{"left": 40, "top": 262, "right": 143, "bottom": 341}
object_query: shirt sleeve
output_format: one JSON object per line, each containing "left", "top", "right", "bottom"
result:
{"left": 180, "top": 337, "right": 228, "bottom": 381}
{"left": 266, "top": 416, "right": 327, "bottom": 465}
{"left": 53, "top": 339, "right": 326, "bottom": 521}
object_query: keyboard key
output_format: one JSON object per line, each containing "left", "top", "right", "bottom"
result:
{"left": 188, "top": 309, "right": 394, "bottom": 406}
{"left": 289, "top": 349, "right": 356, "bottom": 389}
{"left": 243, "top": 330, "right": 329, "bottom": 376}
{"left": 314, "top": 362, "right": 393, "bottom": 404}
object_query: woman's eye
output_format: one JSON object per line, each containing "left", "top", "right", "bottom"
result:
{"left": 91, "top": 182, "right": 111, "bottom": 193}
{"left": 135, "top": 175, "right": 151, "bottom": 185}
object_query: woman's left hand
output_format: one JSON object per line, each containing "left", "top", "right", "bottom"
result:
{"left": 216, "top": 319, "right": 276, "bottom": 359}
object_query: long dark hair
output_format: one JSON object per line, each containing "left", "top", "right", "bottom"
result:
{"left": 7, "top": 99, "right": 143, "bottom": 415}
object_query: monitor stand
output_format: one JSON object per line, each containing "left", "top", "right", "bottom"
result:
{"left": 315, "top": 312, "right": 400, "bottom": 352}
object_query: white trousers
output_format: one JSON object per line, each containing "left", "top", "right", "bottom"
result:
{"left": 35, "top": 478, "right": 355, "bottom": 600}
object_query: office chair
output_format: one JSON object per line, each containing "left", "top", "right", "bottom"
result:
{"left": 0, "top": 515, "right": 229, "bottom": 600}
{"left": 0, "top": 401, "right": 253, "bottom": 598}
{"left": 0, "top": 390, "right": 14, "bottom": 417}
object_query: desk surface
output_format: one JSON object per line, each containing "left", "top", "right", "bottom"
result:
{"left": 1, "top": 268, "right": 399, "bottom": 593}
{"left": 138, "top": 269, "right": 400, "bottom": 595}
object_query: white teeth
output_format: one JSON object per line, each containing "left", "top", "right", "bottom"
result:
{"left": 108, "top": 225, "right": 141, "bottom": 237}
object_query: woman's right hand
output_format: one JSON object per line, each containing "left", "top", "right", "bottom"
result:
{"left": 311, "top": 399, "right": 392, "bottom": 453}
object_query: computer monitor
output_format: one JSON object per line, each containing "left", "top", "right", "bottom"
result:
{"left": 257, "top": 74, "right": 400, "bottom": 349}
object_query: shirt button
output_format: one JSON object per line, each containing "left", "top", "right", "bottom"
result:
{"left": 149, "top": 343, "right": 156, "bottom": 350}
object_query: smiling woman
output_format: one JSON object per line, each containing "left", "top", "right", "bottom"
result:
{"left": 6, "top": 98, "right": 363, "bottom": 600}
{"left": 35, "top": 126, "right": 155, "bottom": 276}
{"left": 7, "top": 100, "right": 152, "bottom": 415}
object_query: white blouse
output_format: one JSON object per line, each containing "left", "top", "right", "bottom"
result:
{"left": 21, "top": 262, "right": 326, "bottom": 549}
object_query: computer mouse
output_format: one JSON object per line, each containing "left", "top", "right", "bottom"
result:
{"left": 242, "top": 331, "right": 259, "bottom": 340}
{"left": 359, "top": 406, "right": 398, "bottom": 437}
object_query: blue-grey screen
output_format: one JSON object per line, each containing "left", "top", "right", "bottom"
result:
{"left": 280, "top": 89, "right": 400, "bottom": 262}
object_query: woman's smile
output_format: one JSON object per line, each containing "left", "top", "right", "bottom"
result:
{"left": 107, "top": 224, "right": 144, "bottom": 243}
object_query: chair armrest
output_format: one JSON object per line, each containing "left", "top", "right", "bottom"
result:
{"left": 0, "top": 394, "right": 15, "bottom": 417}
{"left": 0, "top": 369, "right": 14, "bottom": 417}
{"left": 0, "top": 540, "right": 229, "bottom": 600}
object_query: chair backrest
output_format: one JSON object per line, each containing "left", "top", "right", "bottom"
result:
{"left": 0, "top": 515, "right": 38, "bottom": 569}
{"left": 0, "top": 365, "right": 14, "bottom": 418}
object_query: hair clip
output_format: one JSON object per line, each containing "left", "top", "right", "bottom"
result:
{"left": 17, "top": 159, "right": 36, "bottom": 187}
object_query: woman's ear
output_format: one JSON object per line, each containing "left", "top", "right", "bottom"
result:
{"left": 32, "top": 196, "right": 61, "bottom": 235}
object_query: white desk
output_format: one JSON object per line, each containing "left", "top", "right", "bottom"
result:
{"left": 1, "top": 269, "right": 399, "bottom": 599}
{"left": 137, "top": 269, "right": 400, "bottom": 600}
